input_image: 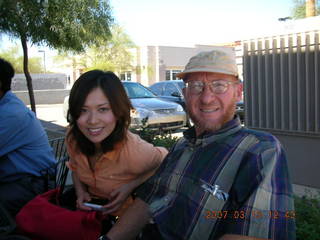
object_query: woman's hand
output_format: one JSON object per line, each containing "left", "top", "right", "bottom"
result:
{"left": 71, "top": 171, "right": 92, "bottom": 211}
{"left": 76, "top": 191, "right": 92, "bottom": 211}
{"left": 102, "top": 181, "right": 136, "bottom": 215}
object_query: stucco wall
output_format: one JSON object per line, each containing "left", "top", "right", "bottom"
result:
{"left": 12, "top": 73, "right": 67, "bottom": 91}
{"left": 14, "top": 89, "right": 70, "bottom": 105}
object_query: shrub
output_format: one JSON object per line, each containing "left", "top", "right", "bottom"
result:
{"left": 295, "top": 194, "right": 320, "bottom": 240}
{"left": 151, "top": 133, "right": 179, "bottom": 150}
{"left": 131, "top": 126, "right": 179, "bottom": 150}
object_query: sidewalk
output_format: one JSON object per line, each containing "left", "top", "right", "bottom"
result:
{"left": 34, "top": 104, "right": 67, "bottom": 139}
{"left": 41, "top": 120, "right": 66, "bottom": 139}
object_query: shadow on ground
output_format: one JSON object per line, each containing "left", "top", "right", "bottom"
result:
{"left": 40, "top": 120, "right": 66, "bottom": 139}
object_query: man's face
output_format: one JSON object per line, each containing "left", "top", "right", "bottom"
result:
{"left": 183, "top": 72, "right": 243, "bottom": 136}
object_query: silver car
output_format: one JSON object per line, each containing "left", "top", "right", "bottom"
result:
{"left": 63, "top": 81, "right": 186, "bottom": 131}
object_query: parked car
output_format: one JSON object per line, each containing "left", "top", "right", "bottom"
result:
{"left": 149, "top": 80, "right": 245, "bottom": 125}
{"left": 236, "top": 100, "right": 244, "bottom": 122}
{"left": 63, "top": 81, "right": 186, "bottom": 131}
{"left": 149, "top": 80, "right": 193, "bottom": 127}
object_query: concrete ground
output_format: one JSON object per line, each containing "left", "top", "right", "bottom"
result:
{"left": 32, "top": 104, "right": 67, "bottom": 139}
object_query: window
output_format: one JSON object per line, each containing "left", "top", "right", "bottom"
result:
{"left": 165, "top": 70, "right": 182, "bottom": 80}
{"left": 163, "top": 83, "right": 179, "bottom": 96}
{"left": 123, "top": 82, "right": 156, "bottom": 99}
{"left": 120, "top": 71, "right": 132, "bottom": 81}
{"left": 149, "top": 82, "right": 164, "bottom": 95}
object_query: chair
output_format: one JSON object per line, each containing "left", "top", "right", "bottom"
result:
{"left": 48, "top": 137, "right": 70, "bottom": 192}
{"left": 0, "top": 137, "right": 70, "bottom": 238}
{"left": 49, "top": 137, "right": 68, "bottom": 162}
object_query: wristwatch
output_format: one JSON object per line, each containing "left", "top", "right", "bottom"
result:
{"left": 98, "top": 235, "right": 110, "bottom": 240}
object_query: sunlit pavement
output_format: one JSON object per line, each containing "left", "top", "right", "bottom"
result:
{"left": 34, "top": 104, "right": 68, "bottom": 128}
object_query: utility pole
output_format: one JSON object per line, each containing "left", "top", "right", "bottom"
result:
{"left": 306, "top": 0, "right": 316, "bottom": 17}
{"left": 38, "top": 50, "right": 46, "bottom": 73}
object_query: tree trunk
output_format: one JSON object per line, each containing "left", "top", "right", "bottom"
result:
{"left": 306, "top": 0, "right": 316, "bottom": 17}
{"left": 21, "top": 36, "right": 37, "bottom": 114}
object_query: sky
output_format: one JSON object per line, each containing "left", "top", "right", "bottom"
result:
{"left": 109, "top": 0, "right": 294, "bottom": 46}
{"left": 0, "top": 0, "right": 295, "bottom": 57}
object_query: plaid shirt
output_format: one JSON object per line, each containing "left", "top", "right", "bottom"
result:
{"left": 137, "top": 117, "right": 296, "bottom": 240}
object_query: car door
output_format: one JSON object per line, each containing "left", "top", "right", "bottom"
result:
{"left": 163, "top": 82, "right": 184, "bottom": 106}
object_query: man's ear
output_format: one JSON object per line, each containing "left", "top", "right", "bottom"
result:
{"left": 235, "top": 82, "right": 243, "bottom": 102}
{"left": 182, "top": 87, "right": 187, "bottom": 98}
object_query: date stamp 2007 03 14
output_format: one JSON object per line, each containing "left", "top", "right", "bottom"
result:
{"left": 204, "top": 210, "right": 296, "bottom": 220}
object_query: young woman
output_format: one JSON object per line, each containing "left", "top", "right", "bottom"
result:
{"left": 66, "top": 70, "right": 168, "bottom": 217}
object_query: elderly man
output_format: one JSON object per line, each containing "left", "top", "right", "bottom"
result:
{"left": 102, "top": 48, "right": 295, "bottom": 240}
{"left": 0, "top": 58, "right": 56, "bottom": 218}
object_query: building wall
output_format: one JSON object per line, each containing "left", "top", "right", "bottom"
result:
{"left": 133, "top": 44, "right": 236, "bottom": 86}
{"left": 14, "top": 89, "right": 70, "bottom": 105}
{"left": 12, "top": 73, "right": 67, "bottom": 91}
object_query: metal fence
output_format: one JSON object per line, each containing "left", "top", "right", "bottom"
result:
{"left": 243, "top": 31, "right": 320, "bottom": 137}
{"left": 242, "top": 31, "right": 320, "bottom": 188}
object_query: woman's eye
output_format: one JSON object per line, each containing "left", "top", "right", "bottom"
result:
{"left": 80, "top": 108, "right": 87, "bottom": 113}
{"left": 99, "top": 107, "right": 109, "bottom": 112}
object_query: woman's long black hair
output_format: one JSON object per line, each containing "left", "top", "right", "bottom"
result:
{"left": 67, "top": 70, "right": 133, "bottom": 156}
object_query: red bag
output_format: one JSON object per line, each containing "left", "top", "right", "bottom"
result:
{"left": 15, "top": 188, "right": 103, "bottom": 240}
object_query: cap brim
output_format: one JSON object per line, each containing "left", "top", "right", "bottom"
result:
{"left": 177, "top": 68, "right": 238, "bottom": 80}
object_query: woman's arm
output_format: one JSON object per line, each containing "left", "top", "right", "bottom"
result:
{"left": 103, "top": 135, "right": 168, "bottom": 214}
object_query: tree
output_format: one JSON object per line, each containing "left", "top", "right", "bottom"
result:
{"left": 0, "top": 44, "right": 43, "bottom": 73}
{"left": 291, "top": 0, "right": 320, "bottom": 19}
{"left": 56, "top": 25, "right": 136, "bottom": 75}
{"left": 0, "top": 0, "right": 113, "bottom": 113}
{"left": 85, "top": 25, "right": 136, "bottom": 73}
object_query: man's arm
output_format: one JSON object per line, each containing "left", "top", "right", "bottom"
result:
{"left": 219, "top": 234, "right": 269, "bottom": 240}
{"left": 0, "top": 113, "right": 22, "bottom": 154}
{"left": 106, "top": 198, "right": 151, "bottom": 240}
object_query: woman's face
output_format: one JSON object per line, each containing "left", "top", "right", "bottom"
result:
{"left": 76, "top": 87, "right": 117, "bottom": 148}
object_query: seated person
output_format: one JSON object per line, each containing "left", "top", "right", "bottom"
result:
{"left": 66, "top": 70, "right": 168, "bottom": 218}
{"left": 104, "top": 49, "right": 296, "bottom": 240}
{"left": 0, "top": 58, "right": 56, "bottom": 217}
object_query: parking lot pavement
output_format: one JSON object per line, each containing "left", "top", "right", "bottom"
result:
{"left": 35, "top": 104, "right": 68, "bottom": 128}
{"left": 31, "top": 104, "right": 68, "bottom": 138}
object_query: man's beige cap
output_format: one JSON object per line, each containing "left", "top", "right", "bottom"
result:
{"left": 176, "top": 48, "right": 238, "bottom": 80}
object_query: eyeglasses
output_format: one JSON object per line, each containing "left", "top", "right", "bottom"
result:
{"left": 185, "top": 79, "right": 239, "bottom": 95}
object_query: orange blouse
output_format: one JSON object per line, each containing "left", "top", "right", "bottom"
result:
{"left": 66, "top": 130, "right": 168, "bottom": 216}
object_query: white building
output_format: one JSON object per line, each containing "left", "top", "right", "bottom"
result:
{"left": 120, "top": 44, "right": 242, "bottom": 86}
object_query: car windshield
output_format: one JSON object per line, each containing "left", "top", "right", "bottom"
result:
{"left": 177, "top": 81, "right": 185, "bottom": 90}
{"left": 123, "top": 82, "right": 156, "bottom": 99}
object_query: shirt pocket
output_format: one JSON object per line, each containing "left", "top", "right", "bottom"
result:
{"left": 149, "top": 174, "right": 228, "bottom": 239}
{"left": 150, "top": 173, "right": 228, "bottom": 218}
